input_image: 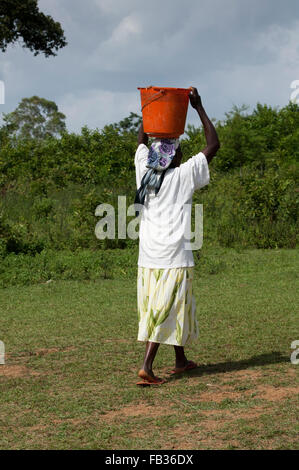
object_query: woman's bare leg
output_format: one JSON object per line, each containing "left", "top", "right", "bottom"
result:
{"left": 174, "top": 345, "right": 189, "bottom": 369}
{"left": 139, "top": 341, "right": 160, "bottom": 379}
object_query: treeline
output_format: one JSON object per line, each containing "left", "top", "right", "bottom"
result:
{"left": 0, "top": 102, "right": 298, "bottom": 261}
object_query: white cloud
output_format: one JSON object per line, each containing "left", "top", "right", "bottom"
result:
{"left": 59, "top": 89, "right": 140, "bottom": 132}
{"left": 109, "top": 14, "right": 142, "bottom": 43}
{"left": 256, "top": 20, "right": 299, "bottom": 69}
{"left": 93, "top": 0, "right": 140, "bottom": 15}
{"left": 189, "top": 20, "right": 299, "bottom": 121}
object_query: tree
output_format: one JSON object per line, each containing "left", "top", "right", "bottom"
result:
{"left": 111, "top": 112, "right": 142, "bottom": 135}
{"left": 3, "top": 96, "right": 66, "bottom": 139}
{"left": 0, "top": 0, "right": 67, "bottom": 57}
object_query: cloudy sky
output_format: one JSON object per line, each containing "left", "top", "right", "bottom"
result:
{"left": 0, "top": 0, "right": 299, "bottom": 132}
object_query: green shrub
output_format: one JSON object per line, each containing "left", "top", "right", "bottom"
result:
{"left": 0, "top": 248, "right": 138, "bottom": 287}
{"left": 0, "top": 103, "right": 298, "bottom": 258}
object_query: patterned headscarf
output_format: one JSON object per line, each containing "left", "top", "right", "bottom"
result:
{"left": 134, "top": 138, "right": 180, "bottom": 216}
{"left": 147, "top": 138, "right": 180, "bottom": 170}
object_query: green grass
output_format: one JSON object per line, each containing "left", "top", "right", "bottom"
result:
{"left": 0, "top": 248, "right": 298, "bottom": 449}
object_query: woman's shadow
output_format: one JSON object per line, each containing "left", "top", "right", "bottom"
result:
{"left": 168, "top": 351, "right": 290, "bottom": 381}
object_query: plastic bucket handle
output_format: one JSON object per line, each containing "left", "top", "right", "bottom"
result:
{"left": 141, "top": 89, "right": 166, "bottom": 111}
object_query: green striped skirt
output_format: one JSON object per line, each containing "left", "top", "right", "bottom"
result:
{"left": 137, "top": 266, "right": 198, "bottom": 346}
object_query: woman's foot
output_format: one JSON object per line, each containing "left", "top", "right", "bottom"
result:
{"left": 171, "top": 360, "right": 197, "bottom": 374}
{"left": 138, "top": 368, "right": 160, "bottom": 382}
{"left": 137, "top": 368, "right": 165, "bottom": 385}
{"left": 175, "top": 357, "right": 190, "bottom": 370}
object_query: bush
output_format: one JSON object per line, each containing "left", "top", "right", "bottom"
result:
{"left": 0, "top": 104, "right": 298, "bottom": 258}
{"left": 194, "top": 164, "right": 298, "bottom": 249}
{"left": 0, "top": 247, "right": 138, "bottom": 287}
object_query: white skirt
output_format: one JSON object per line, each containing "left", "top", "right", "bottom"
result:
{"left": 137, "top": 266, "right": 198, "bottom": 346}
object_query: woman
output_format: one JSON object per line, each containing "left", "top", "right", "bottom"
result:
{"left": 134, "top": 87, "right": 220, "bottom": 385}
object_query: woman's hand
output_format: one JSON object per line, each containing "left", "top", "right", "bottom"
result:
{"left": 189, "top": 87, "right": 220, "bottom": 163}
{"left": 189, "top": 87, "right": 202, "bottom": 109}
{"left": 138, "top": 121, "right": 148, "bottom": 146}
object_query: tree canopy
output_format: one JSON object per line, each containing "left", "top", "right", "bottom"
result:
{"left": 2, "top": 96, "right": 66, "bottom": 139}
{"left": 0, "top": 0, "right": 67, "bottom": 57}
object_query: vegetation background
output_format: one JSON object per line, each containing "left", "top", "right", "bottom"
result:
{"left": 0, "top": 98, "right": 298, "bottom": 286}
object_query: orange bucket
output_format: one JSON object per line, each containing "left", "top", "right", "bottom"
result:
{"left": 138, "top": 86, "right": 191, "bottom": 139}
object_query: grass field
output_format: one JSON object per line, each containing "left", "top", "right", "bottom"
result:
{"left": 0, "top": 248, "right": 298, "bottom": 450}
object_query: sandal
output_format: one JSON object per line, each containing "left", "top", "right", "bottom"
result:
{"left": 170, "top": 360, "right": 198, "bottom": 375}
{"left": 136, "top": 369, "right": 166, "bottom": 386}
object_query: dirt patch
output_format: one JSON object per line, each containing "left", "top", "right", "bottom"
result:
{"left": 5, "top": 346, "right": 76, "bottom": 360}
{"left": 166, "top": 423, "right": 242, "bottom": 450}
{"left": 26, "top": 423, "right": 48, "bottom": 432}
{"left": 186, "top": 379, "right": 298, "bottom": 404}
{"left": 102, "top": 403, "right": 174, "bottom": 423}
{"left": 199, "top": 405, "right": 266, "bottom": 420}
{"left": 220, "top": 369, "right": 263, "bottom": 381}
{"left": 232, "top": 406, "right": 268, "bottom": 420}
{"left": 286, "top": 367, "right": 298, "bottom": 377}
{"left": 0, "top": 365, "right": 39, "bottom": 378}
{"left": 128, "top": 422, "right": 236, "bottom": 450}
{"left": 102, "top": 339, "right": 131, "bottom": 344}
{"left": 51, "top": 417, "right": 84, "bottom": 426}
{"left": 196, "top": 437, "right": 241, "bottom": 450}
{"left": 189, "top": 385, "right": 241, "bottom": 403}
{"left": 34, "top": 346, "right": 75, "bottom": 356}
{"left": 157, "top": 402, "right": 277, "bottom": 450}
{"left": 126, "top": 403, "right": 271, "bottom": 449}
{"left": 18, "top": 416, "right": 85, "bottom": 435}
{"left": 35, "top": 347, "right": 61, "bottom": 356}
{"left": 255, "top": 385, "right": 298, "bottom": 401}
{"left": 231, "top": 369, "right": 263, "bottom": 378}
